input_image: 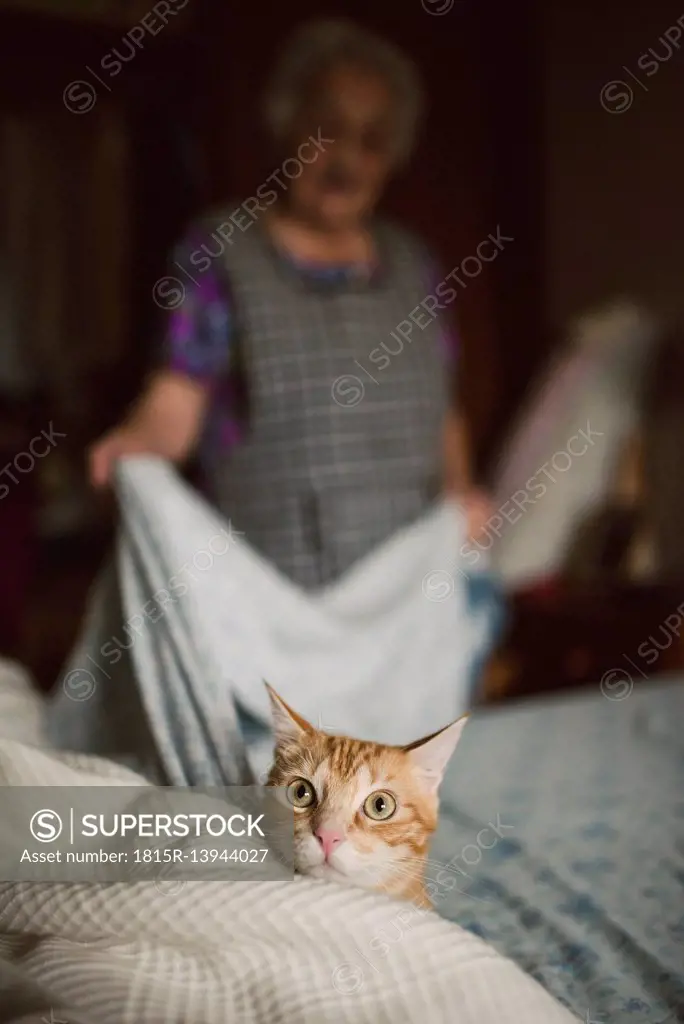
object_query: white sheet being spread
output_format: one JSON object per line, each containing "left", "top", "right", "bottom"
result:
{"left": 48, "top": 459, "right": 498, "bottom": 785}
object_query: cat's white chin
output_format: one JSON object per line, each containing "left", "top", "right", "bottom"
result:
{"left": 295, "top": 846, "right": 349, "bottom": 880}
{"left": 295, "top": 846, "right": 391, "bottom": 891}
{"left": 306, "top": 863, "right": 350, "bottom": 882}
{"left": 302, "top": 862, "right": 398, "bottom": 894}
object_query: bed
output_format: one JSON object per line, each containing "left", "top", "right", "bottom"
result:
{"left": 1, "top": 659, "right": 682, "bottom": 1022}
{"left": 0, "top": 658, "right": 572, "bottom": 1024}
{"left": 432, "top": 675, "right": 684, "bottom": 1023}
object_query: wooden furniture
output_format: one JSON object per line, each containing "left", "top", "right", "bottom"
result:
{"left": 482, "top": 582, "right": 684, "bottom": 703}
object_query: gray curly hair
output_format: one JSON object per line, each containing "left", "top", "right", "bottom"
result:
{"left": 263, "top": 19, "right": 425, "bottom": 166}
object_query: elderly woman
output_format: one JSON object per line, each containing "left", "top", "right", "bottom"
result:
{"left": 91, "top": 18, "right": 490, "bottom": 589}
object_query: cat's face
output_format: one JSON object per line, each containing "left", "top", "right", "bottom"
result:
{"left": 266, "top": 686, "right": 467, "bottom": 897}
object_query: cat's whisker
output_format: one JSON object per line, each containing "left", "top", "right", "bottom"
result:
{"left": 370, "top": 859, "right": 487, "bottom": 906}
{"left": 359, "top": 859, "right": 417, "bottom": 886}
{"left": 422, "top": 856, "right": 467, "bottom": 875}
{"left": 423, "top": 853, "right": 457, "bottom": 867}
{"left": 423, "top": 854, "right": 480, "bottom": 875}
{"left": 361, "top": 868, "right": 428, "bottom": 908}
{"left": 376, "top": 862, "right": 427, "bottom": 891}
{"left": 372, "top": 863, "right": 415, "bottom": 885}
{"left": 409, "top": 858, "right": 493, "bottom": 903}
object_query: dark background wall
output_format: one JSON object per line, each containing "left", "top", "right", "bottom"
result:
{"left": 544, "top": 0, "right": 684, "bottom": 330}
{"left": 3, "top": 0, "right": 682, "bottom": 456}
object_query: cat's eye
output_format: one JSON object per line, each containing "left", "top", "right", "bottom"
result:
{"left": 286, "top": 778, "right": 316, "bottom": 809}
{"left": 363, "top": 791, "right": 397, "bottom": 821}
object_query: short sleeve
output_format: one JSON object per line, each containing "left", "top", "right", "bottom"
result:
{"left": 161, "top": 231, "right": 233, "bottom": 384}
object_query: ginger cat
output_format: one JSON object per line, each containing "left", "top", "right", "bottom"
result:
{"left": 265, "top": 684, "right": 467, "bottom": 906}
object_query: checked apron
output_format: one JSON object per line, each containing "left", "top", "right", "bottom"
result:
{"left": 207, "top": 214, "right": 448, "bottom": 589}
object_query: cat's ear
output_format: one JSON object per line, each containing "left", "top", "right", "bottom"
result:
{"left": 265, "top": 682, "right": 314, "bottom": 745}
{"left": 403, "top": 716, "right": 468, "bottom": 793}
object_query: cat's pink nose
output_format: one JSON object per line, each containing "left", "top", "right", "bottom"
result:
{"left": 315, "top": 827, "right": 344, "bottom": 859}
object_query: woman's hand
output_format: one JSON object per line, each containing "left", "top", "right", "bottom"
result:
{"left": 89, "top": 426, "right": 155, "bottom": 489}
{"left": 88, "top": 371, "right": 210, "bottom": 488}
{"left": 459, "top": 486, "right": 494, "bottom": 543}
